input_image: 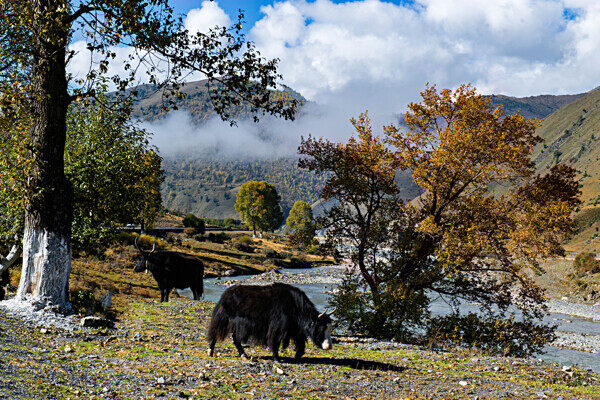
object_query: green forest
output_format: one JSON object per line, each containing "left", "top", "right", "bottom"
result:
{"left": 161, "top": 157, "right": 328, "bottom": 218}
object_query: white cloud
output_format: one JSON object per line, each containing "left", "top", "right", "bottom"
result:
{"left": 69, "top": 0, "right": 600, "bottom": 157}
{"left": 185, "top": 1, "right": 231, "bottom": 34}
{"left": 249, "top": 0, "right": 600, "bottom": 113}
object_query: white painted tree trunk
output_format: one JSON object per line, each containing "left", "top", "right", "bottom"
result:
{"left": 0, "top": 244, "right": 20, "bottom": 275}
{"left": 17, "top": 225, "right": 71, "bottom": 310}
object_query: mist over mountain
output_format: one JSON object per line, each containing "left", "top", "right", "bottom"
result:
{"left": 133, "top": 81, "right": 597, "bottom": 238}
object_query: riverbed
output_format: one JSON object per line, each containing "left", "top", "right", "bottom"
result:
{"left": 180, "top": 265, "right": 600, "bottom": 373}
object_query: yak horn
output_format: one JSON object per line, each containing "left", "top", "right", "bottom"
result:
{"left": 134, "top": 236, "right": 141, "bottom": 252}
{"left": 150, "top": 239, "right": 156, "bottom": 253}
{"left": 318, "top": 307, "right": 331, "bottom": 318}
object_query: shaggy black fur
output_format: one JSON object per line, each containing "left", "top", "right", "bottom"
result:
{"left": 0, "top": 270, "right": 8, "bottom": 301}
{"left": 134, "top": 251, "right": 204, "bottom": 302}
{"left": 207, "top": 283, "right": 333, "bottom": 361}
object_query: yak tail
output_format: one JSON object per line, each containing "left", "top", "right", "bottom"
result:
{"left": 206, "top": 304, "right": 230, "bottom": 343}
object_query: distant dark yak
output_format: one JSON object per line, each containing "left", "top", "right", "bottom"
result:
{"left": 207, "top": 283, "right": 333, "bottom": 361}
{"left": 134, "top": 238, "right": 204, "bottom": 302}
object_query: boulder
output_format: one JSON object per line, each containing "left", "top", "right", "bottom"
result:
{"left": 80, "top": 316, "right": 114, "bottom": 328}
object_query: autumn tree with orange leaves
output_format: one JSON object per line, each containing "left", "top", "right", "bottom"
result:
{"left": 300, "top": 85, "right": 579, "bottom": 355}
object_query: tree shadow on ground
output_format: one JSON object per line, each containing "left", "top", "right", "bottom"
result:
{"left": 260, "top": 356, "right": 405, "bottom": 372}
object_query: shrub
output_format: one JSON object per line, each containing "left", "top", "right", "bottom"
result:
{"left": 264, "top": 248, "right": 281, "bottom": 259}
{"left": 206, "top": 232, "right": 229, "bottom": 244}
{"left": 69, "top": 288, "right": 115, "bottom": 320}
{"left": 182, "top": 213, "right": 206, "bottom": 234}
{"left": 426, "top": 313, "right": 556, "bottom": 357}
{"left": 183, "top": 227, "right": 196, "bottom": 237}
{"left": 231, "top": 235, "right": 254, "bottom": 253}
{"left": 330, "top": 270, "right": 429, "bottom": 343}
{"left": 573, "top": 252, "right": 600, "bottom": 275}
{"left": 289, "top": 256, "right": 310, "bottom": 268}
{"left": 120, "top": 233, "right": 166, "bottom": 249}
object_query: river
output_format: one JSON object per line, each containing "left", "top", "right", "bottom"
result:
{"left": 179, "top": 265, "right": 600, "bottom": 372}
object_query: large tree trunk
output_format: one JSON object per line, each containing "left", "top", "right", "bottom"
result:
{"left": 16, "top": 0, "right": 72, "bottom": 311}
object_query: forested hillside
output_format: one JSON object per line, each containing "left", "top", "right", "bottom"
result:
{"left": 161, "top": 157, "right": 328, "bottom": 219}
{"left": 489, "top": 92, "right": 589, "bottom": 119}
{"left": 131, "top": 80, "right": 593, "bottom": 224}
{"left": 130, "top": 79, "right": 305, "bottom": 124}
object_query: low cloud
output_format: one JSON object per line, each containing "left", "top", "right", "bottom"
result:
{"left": 142, "top": 102, "right": 395, "bottom": 159}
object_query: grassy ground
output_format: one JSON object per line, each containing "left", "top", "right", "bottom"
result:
{"left": 1, "top": 298, "right": 599, "bottom": 399}
{"left": 1, "top": 233, "right": 600, "bottom": 398}
{"left": 4, "top": 232, "right": 333, "bottom": 314}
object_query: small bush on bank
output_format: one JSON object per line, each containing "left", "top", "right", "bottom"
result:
{"left": 263, "top": 248, "right": 281, "bottom": 259}
{"left": 206, "top": 232, "right": 229, "bottom": 244}
{"left": 426, "top": 313, "right": 556, "bottom": 357}
{"left": 231, "top": 235, "right": 254, "bottom": 253}
{"left": 289, "top": 255, "right": 311, "bottom": 268}
{"left": 573, "top": 252, "right": 600, "bottom": 276}
{"left": 182, "top": 213, "right": 206, "bottom": 234}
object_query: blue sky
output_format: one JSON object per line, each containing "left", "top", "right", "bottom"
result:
{"left": 170, "top": 1, "right": 421, "bottom": 34}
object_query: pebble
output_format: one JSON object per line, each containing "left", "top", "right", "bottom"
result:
{"left": 458, "top": 380, "right": 468, "bottom": 387}
{"left": 156, "top": 377, "right": 165, "bottom": 384}
{"left": 64, "top": 345, "right": 74, "bottom": 353}
{"left": 274, "top": 366, "right": 284, "bottom": 375}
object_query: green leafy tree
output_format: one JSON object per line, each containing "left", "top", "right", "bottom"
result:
{"left": 0, "top": 0, "right": 295, "bottom": 308}
{"left": 1, "top": 89, "right": 164, "bottom": 256}
{"left": 285, "top": 201, "right": 316, "bottom": 248}
{"left": 66, "top": 92, "right": 164, "bottom": 253}
{"left": 235, "top": 181, "right": 283, "bottom": 236}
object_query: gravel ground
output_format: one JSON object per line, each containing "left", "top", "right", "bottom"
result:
{"left": 548, "top": 299, "right": 600, "bottom": 321}
{"left": 1, "top": 298, "right": 599, "bottom": 399}
{"left": 214, "top": 267, "right": 345, "bottom": 287}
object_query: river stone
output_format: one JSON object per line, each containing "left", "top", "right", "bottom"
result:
{"left": 100, "top": 292, "right": 112, "bottom": 309}
{"left": 80, "top": 316, "right": 113, "bottom": 328}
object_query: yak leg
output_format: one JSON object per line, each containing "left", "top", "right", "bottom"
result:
{"left": 192, "top": 286, "right": 200, "bottom": 300}
{"left": 232, "top": 331, "right": 248, "bottom": 359}
{"left": 270, "top": 340, "right": 281, "bottom": 362}
{"left": 208, "top": 338, "right": 216, "bottom": 357}
{"left": 294, "top": 336, "right": 305, "bottom": 361}
{"left": 163, "top": 287, "right": 172, "bottom": 302}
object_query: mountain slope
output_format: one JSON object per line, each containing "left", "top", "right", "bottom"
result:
{"left": 532, "top": 88, "right": 600, "bottom": 251}
{"left": 489, "top": 92, "right": 588, "bottom": 120}
{"left": 131, "top": 79, "right": 306, "bottom": 124}
{"left": 138, "top": 81, "right": 593, "bottom": 227}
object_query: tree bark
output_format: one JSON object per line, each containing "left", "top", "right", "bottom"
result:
{"left": 17, "top": 0, "right": 72, "bottom": 310}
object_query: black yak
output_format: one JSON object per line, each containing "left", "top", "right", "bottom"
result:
{"left": 207, "top": 282, "right": 333, "bottom": 361}
{"left": 134, "top": 238, "right": 204, "bottom": 302}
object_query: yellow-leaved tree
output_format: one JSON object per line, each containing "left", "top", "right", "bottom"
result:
{"left": 301, "top": 85, "right": 579, "bottom": 356}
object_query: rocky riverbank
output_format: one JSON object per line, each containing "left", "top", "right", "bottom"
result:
{"left": 214, "top": 265, "right": 345, "bottom": 287}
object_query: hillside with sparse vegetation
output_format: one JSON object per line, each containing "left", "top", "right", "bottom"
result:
{"left": 530, "top": 88, "right": 600, "bottom": 252}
